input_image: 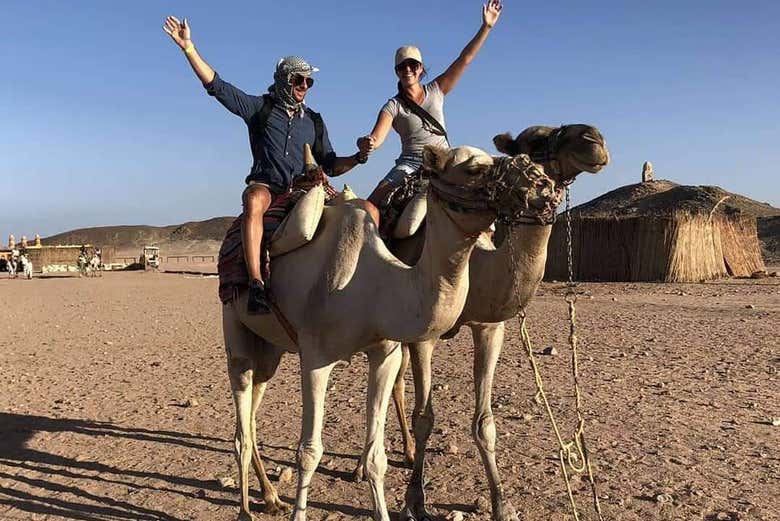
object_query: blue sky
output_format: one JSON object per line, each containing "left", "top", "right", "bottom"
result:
{"left": 1, "top": 1, "right": 778, "bottom": 238}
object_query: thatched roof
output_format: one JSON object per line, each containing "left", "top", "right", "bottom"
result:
{"left": 545, "top": 180, "right": 770, "bottom": 282}
{"left": 572, "top": 180, "right": 779, "bottom": 219}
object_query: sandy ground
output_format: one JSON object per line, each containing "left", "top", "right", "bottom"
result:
{"left": 0, "top": 269, "right": 778, "bottom": 521}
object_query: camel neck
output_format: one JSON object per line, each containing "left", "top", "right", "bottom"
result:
{"left": 468, "top": 223, "right": 553, "bottom": 320}
{"left": 380, "top": 192, "right": 491, "bottom": 340}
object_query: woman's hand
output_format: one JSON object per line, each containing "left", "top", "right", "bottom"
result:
{"left": 482, "top": 0, "right": 503, "bottom": 29}
{"left": 357, "top": 136, "right": 375, "bottom": 155}
{"left": 163, "top": 16, "right": 192, "bottom": 50}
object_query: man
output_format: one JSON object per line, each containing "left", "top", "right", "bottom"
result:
{"left": 163, "top": 16, "right": 366, "bottom": 314}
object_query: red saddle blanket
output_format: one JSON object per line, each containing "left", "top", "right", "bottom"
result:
{"left": 217, "top": 180, "right": 337, "bottom": 304}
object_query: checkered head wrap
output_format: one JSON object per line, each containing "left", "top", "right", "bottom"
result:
{"left": 268, "top": 56, "right": 319, "bottom": 117}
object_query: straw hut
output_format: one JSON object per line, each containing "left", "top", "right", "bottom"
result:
{"left": 545, "top": 180, "right": 767, "bottom": 282}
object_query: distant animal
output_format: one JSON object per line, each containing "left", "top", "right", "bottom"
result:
{"left": 20, "top": 254, "right": 32, "bottom": 279}
{"left": 88, "top": 254, "right": 102, "bottom": 277}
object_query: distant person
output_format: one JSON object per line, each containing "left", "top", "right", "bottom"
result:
{"left": 357, "top": 0, "right": 503, "bottom": 225}
{"left": 163, "top": 16, "right": 368, "bottom": 314}
{"left": 79, "top": 244, "right": 88, "bottom": 257}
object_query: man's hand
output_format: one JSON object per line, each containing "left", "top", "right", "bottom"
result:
{"left": 163, "top": 16, "right": 192, "bottom": 50}
{"left": 482, "top": 0, "right": 503, "bottom": 29}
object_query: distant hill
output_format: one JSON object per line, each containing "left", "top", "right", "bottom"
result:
{"left": 43, "top": 217, "right": 236, "bottom": 255}
{"left": 40, "top": 184, "right": 780, "bottom": 264}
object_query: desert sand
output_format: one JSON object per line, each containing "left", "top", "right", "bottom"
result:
{"left": 1, "top": 268, "right": 778, "bottom": 520}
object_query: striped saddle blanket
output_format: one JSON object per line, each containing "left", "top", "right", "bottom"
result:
{"left": 218, "top": 179, "right": 337, "bottom": 304}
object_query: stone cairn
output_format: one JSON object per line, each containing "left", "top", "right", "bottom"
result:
{"left": 642, "top": 161, "right": 654, "bottom": 183}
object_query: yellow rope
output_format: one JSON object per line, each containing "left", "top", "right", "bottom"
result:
{"left": 519, "top": 301, "right": 604, "bottom": 521}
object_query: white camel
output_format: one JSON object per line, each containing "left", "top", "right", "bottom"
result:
{"left": 220, "top": 144, "right": 560, "bottom": 521}
{"left": 20, "top": 254, "right": 33, "bottom": 279}
{"left": 355, "top": 125, "right": 609, "bottom": 521}
{"left": 88, "top": 254, "right": 102, "bottom": 277}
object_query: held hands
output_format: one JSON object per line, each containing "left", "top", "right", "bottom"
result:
{"left": 356, "top": 136, "right": 375, "bottom": 164}
{"left": 357, "top": 135, "right": 375, "bottom": 155}
{"left": 163, "top": 16, "right": 192, "bottom": 50}
{"left": 482, "top": 0, "right": 503, "bottom": 28}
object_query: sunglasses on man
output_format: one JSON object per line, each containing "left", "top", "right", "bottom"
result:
{"left": 292, "top": 74, "right": 314, "bottom": 88}
{"left": 395, "top": 59, "right": 422, "bottom": 73}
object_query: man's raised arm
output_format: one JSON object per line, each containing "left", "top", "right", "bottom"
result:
{"left": 163, "top": 16, "right": 215, "bottom": 86}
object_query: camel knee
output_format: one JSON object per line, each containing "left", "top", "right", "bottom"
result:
{"left": 363, "top": 447, "right": 388, "bottom": 483}
{"left": 228, "top": 357, "right": 254, "bottom": 390}
{"left": 297, "top": 443, "right": 323, "bottom": 473}
{"left": 473, "top": 413, "right": 497, "bottom": 453}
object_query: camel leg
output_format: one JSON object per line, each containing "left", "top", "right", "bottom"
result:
{"left": 361, "top": 342, "right": 403, "bottom": 521}
{"left": 394, "top": 344, "right": 415, "bottom": 467}
{"left": 223, "top": 304, "right": 261, "bottom": 521}
{"left": 402, "top": 339, "right": 436, "bottom": 521}
{"left": 471, "top": 322, "right": 518, "bottom": 521}
{"left": 291, "top": 346, "right": 336, "bottom": 521}
{"left": 354, "top": 343, "right": 413, "bottom": 482}
{"left": 249, "top": 343, "right": 289, "bottom": 514}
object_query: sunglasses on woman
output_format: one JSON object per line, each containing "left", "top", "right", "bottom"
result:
{"left": 292, "top": 74, "right": 314, "bottom": 88}
{"left": 395, "top": 59, "right": 422, "bottom": 73}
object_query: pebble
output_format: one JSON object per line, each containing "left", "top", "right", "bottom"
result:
{"left": 446, "top": 511, "right": 464, "bottom": 521}
{"left": 279, "top": 467, "right": 294, "bottom": 483}
{"left": 184, "top": 398, "right": 199, "bottom": 407}
{"left": 445, "top": 443, "right": 459, "bottom": 455}
{"left": 655, "top": 493, "right": 673, "bottom": 504}
{"left": 218, "top": 476, "right": 235, "bottom": 488}
{"left": 745, "top": 304, "right": 755, "bottom": 309}
{"left": 542, "top": 346, "right": 558, "bottom": 356}
{"left": 474, "top": 495, "right": 490, "bottom": 513}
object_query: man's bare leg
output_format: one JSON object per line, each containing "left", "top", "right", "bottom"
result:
{"left": 242, "top": 184, "right": 273, "bottom": 314}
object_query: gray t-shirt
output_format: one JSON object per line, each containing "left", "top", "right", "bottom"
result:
{"left": 381, "top": 80, "right": 448, "bottom": 161}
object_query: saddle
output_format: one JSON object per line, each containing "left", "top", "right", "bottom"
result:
{"left": 373, "top": 171, "right": 429, "bottom": 240}
{"left": 217, "top": 178, "right": 345, "bottom": 304}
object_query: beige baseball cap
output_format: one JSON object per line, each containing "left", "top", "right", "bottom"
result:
{"left": 395, "top": 45, "right": 423, "bottom": 67}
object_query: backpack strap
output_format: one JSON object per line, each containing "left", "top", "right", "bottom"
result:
{"left": 395, "top": 92, "right": 449, "bottom": 144}
{"left": 255, "top": 95, "right": 325, "bottom": 165}
{"left": 305, "top": 107, "right": 325, "bottom": 165}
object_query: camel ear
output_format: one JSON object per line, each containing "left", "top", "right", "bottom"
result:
{"left": 493, "top": 133, "right": 517, "bottom": 155}
{"left": 422, "top": 145, "right": 450, "bottom": 172}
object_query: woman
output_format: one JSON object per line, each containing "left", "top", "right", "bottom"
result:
{"left": 359, "top": 0, "right": 503, "bottom": 225}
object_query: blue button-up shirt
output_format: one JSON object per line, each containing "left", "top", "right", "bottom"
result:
{"left": 205, "top": 73, "right": 337, "bottom": 194}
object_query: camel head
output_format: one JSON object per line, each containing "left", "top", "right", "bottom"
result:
{"left": 493, "top": 124, "right": 609, "bottom": 185}
{"left": 423, "top": 145, "right": 561, "bottom": 225}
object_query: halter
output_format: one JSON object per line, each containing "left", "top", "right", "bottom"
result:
{"left": 488, "top": 155, "right": 565, "bottom": 226}
{"left": 526, "top": 124, "right": 572, "bottom": 178}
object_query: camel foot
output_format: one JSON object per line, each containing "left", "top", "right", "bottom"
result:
{"left": 401, "top": 507, "right": 433, "bottom": 521}
{"left": 493, "top": 502, "right": 520, "bottom": 521}
{"left": 263, "top": 498, "right": 291, "bottom": 515}
{"left": 237, "top": 510, "right": 258, "bottom": 521}
{"left": 351, "top": 463, "right": 365, "bottom": 482}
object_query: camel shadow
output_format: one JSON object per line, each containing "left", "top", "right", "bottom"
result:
{"left": 0, "top": 413, "right": 387, "bottom": 519}
{"left": 0, "top": 413, "right": 235, "bottom": 520}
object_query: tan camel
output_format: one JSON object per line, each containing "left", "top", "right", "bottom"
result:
{"left": 355, "top": 125, "right": 609, "bottom": 521}
{"left": 221, "top": 144, "right": 560, "bottom": 521}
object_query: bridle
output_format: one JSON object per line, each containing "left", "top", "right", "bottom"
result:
{"left": 426, "top": 154, "right": 564, "bottom": 227}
